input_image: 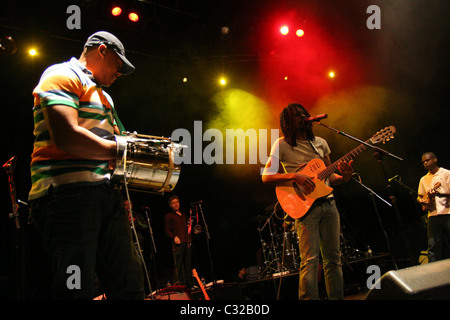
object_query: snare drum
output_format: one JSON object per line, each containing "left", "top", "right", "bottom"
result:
{"left": 112, "top": 132, "right": 182, "bottom": 193}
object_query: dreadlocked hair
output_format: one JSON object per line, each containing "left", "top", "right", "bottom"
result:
{"left": 279, "top": 103, "right": 315, "bottom": 147}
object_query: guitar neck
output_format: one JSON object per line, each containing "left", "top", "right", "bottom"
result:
{"left": 317, "top": 140, "right": 369, "bottom": 180}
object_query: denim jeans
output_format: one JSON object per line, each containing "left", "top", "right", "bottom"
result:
{"left": 428, "top": 215, "right": 450, "bottom": 262}
{"left": 30, "top": 183, "right": 144, "bottom": 299}
{"left": 295, "top": 198, "right": 344, "bottom": 300}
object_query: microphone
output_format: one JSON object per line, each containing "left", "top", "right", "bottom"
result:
{"left": 3, "top": 156, "right": 16, "bottom": 168}
{"left": 388, "top": 175, "right": 399, "bottom": 182}
{"left": 3, "top": 156, "right": 16, "bottom": 173}
{"left": 306, "top": 114, "right": 328, "bottom": 122}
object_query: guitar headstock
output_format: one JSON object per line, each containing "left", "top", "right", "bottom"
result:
{"left": 370, "top": 126, "right": 396, "bottom": 144}
{"left": 192, "top": 269, "right": 198, "bottom": 277}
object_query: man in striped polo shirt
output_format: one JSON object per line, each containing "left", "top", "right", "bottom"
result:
{"left": 29, "top": 31, "right": 144, "bottom": 299}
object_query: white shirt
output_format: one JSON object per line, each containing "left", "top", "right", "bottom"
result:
{"left": 418, "top": 167, "right": 450, "bottom": 217}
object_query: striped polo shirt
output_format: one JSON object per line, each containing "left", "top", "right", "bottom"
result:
{"left": 29, "top": 57, "right": 118, "bottom": 200}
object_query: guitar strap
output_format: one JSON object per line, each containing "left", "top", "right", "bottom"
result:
{"left": 307, "top": 140, "right": 323, "bottom": 159}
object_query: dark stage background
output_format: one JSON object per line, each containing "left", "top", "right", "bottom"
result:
{"left": 1, "top": 0, "right": 449, "bottom": 299}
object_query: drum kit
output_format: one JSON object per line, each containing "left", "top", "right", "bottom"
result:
{"left": 258, "top": 203, "right": 300, "bottom": 277}
{"left": 257, "top": 203, "right": 366, "bottom": 278}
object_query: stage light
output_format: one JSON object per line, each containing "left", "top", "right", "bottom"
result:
{"left": 111, "top": 6, "right": 122, "bottom": 16}
{"left": 28, "top": 48, "right": 37, "bottom": 56}
{"left": 328, "top": 71, "right": 335, "bottom": 78}
{"left": 182, "top": 77, "right": 188, "bottom": 83}
{"left": 280, "top": 26, "right": 289, "bottom": 35}
{"left": 219, "top": 77, "right": 227, "bottom": 86}
{"left": 128, "top": 12, "right": 139, "bottom": 22}
{"left": 296, "top": 29, "right": 304, "bottom": 37}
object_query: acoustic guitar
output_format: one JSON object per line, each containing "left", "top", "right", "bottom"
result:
{"left": 276, "top": 126, "right": 396, "bottom": 219}
{"left": 419, "top": 182, "right": 450, "bottom": 211}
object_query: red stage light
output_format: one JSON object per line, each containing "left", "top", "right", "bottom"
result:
{"left": 111, "top": 6, "right": 122, "bottom": 16}
{"left": 296, "top": 29, "right": 304, "bottom": 37}
{"left": 128, "top": 12, "right": 139, "bottom": 22}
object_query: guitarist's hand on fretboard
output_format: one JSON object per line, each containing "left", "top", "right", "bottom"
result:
{"left": 336, "top": 160, "right": 354, "bottom": 183}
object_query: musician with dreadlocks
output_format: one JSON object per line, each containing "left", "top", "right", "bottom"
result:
{"left": 262, "top": 103, "right": 353, "bottom": 300}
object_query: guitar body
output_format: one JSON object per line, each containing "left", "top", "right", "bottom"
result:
{"left": 276, "top": 158, "right": 333, "bottom": 219}
{"left": 421, "top": 182, "right": 441, "bottom": 212}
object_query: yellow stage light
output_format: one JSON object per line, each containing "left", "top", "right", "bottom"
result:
{"left": 128, "top": 12, "right": 139, "bottom": 22}
{"left": 111, "top": 6, "right": 122, "bottom": 16}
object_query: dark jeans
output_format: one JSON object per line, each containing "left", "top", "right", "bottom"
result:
{"left": 172, "top": 242, "right": 193, "bottom": 287}
{"left": 30, "top": 183, "right": 144, "bottom": 299}
{"left": 428, "top": 215, "right": 450, "bottom": 262}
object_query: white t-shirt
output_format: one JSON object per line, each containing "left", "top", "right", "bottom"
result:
{"left": 270, "top": 136, "right": 331, "bottom": 174}
{"left": 418, "top": 167, "right": 450, "bottom": 217}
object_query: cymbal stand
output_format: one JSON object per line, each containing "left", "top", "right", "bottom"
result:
{"left": 352, "top": 174, "right": 398, "bottom": 270}
{"left": 259, "top": 206, "right": 282, "bottom": 275}
{"left": 257, "top": 227, "right": 278, "bottom": 276}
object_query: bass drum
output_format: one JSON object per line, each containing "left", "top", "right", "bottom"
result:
{"left": 112, "top": 133, "right": 182, "bottom": 194}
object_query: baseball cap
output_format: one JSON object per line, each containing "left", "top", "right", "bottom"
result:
{"left": 84, "top": 31, "right": 135, "bottom": 75}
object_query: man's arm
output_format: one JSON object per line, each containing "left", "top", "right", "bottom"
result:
{"left": 44, "top": 104, "right": 116, "bottom": 160}
{"left": 261, "top": 156, "right": 316, "bottom": 194}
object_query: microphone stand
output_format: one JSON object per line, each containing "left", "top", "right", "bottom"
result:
{"left": 3, "top": 156, "right": 27, "bottom": 299}
{"left": 374, "top": 152, "right": 414, "bottom": 266}
{"left": 196, "top": 201, "right": 216, "bottom": 286}
{"left": 317, "top": 121, "right": 414, "bottom": 267}
{"left": 352, "top": 174, "right": 398, "bottom": 270}
{"left": 317, "top": 122, "right": 403, "bottom": 161}
{"left": 142, "top": 206, "right": 159, "bottom": 292}
{"left": 390, "top": 177, "right": 424, "bottom": 223}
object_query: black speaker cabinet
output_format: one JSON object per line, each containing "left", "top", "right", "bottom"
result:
{"left": 365, "top": 259, "right": 450, "bottom": 300}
